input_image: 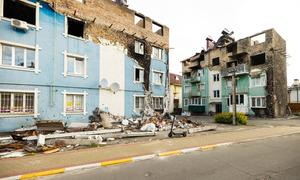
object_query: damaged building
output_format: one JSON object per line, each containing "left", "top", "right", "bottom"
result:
{"left": 0, "top": 0, "right": 169, "bottom": 132}
{"left": 181, "top": 29, "right": 287, "bottom": 117}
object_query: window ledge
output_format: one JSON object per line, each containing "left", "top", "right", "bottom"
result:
{"left": 65, "top": 73, "right": 88, "bottom": 78}
{"left": 0, "top": 113, "right": 35, "bottom": 118}
{"left": 134, "top": 81, "right": 144, "bottom": 84}
{"left": 0, "top": 65, "right": 40, "bottom": 73}
{"left": 62, "top": 33, "right": 89, "bottom": 42}
{"left": 65, "top": 112, "right": 85, "bottom": 115}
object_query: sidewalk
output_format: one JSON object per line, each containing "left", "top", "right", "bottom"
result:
{"left": 1, "top": 125, "right": 300, "bottom": 178}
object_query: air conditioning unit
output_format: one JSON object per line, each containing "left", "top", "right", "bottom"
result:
{"left": 11, "top": 19, "right": 29, "bottom": 31}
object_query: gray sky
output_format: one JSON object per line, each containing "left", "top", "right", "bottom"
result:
{"left": 129, "top": 0, "right": 299, "bottom": 85}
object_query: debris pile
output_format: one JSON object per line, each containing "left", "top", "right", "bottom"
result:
{"left": 0, "top": 109, "right": 216, "bottom": 159}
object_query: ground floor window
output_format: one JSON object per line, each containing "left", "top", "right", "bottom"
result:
{"left": 229, "top": 94, "right": 245, "bottom": 105}
{"left": 152, "top": 97, "right": 163, "bottom": 109}
{"left": 134, "top": 96, "right": 145, "bottom": 112}
{"left": 0, "top": 92, "right": 34, "bottom": 114}
{"left": 63, "top": 91, "right": 87, "bottom": 115}
{"left": 251, "top": 97, "right": 266, "bottom": 108}
{"left": 185, "top": 97, "right": 206, "bottom": 106}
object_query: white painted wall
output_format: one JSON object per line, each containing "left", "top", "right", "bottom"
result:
{"left": 229, "top": 94, "right": 249, "bottom": 114}
{"left": 99, "top": 45, "right": 125, "bottom": 116}
{"left": 208, "top": 70, "right": 221, "bottom": 112}
{"left": 169, "top": 84, "right": 182, "bottom": 113}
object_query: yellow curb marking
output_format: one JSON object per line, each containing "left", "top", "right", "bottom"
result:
{"left": 201, "top": 145, "right": 217, "bottom": 151}
{"left": 20, "top": 168, "right": 65, "bottom": 179}
{"left": 101, "top": 158, "right": 133, "bottom": 166}
{"left": 159, "top": 150, "right": 181, "bottom": 157}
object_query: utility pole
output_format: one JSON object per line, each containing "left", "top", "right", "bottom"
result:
{"left": 232, "top": 65, "right": 237, "bottom": 125}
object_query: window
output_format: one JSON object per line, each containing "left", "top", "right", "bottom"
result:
{"left": 227, "top": 61, "right": 237, "bottom": 68}
{"left": 251, "top": 97, "right": 266, "bottom": 108}
{"left": 3, "top": 0, "right": 36, "bottom": 25}
{"left": 0, "top": 42, "right": 36, "bottom": 70}
{"left": 152, "top": 47, "right": 163, "bottom": 60}
{"left": 0, "top": 91, "right": 35, "bottom": 115}
{"left": 197, "top": 84, "right": 205, "bottom": 91}
{"left": 134, "top": 14, "right": 145, "bottom": 28}
{"left": 152, "top": 22, "right": 163, "bottom": 36}
{"left": 67, "top": 56, "right": 84, "bottom": 76}
{"left": 201, "top": 98, "right": 206, "bottom": 105}
{"left": 134, "top": 41, "right": 144, "bottom": 55}
{"left": 153, "top": 97, "right": 163, "bottom": 109}
{"left": 184, "top": 86, "right": 191, "bottom": 93}
{"left": 64, "top": 52, "right": 87, "bottom": 78}
{"left": 134, "top": 96, "right": 145, "bottom": 111}
{"left": 251, "top": 33, "right": 265, "bottom": 46}
{"left": 213, "top": 74, "right": 220, "bottom": 82}
{"left": 213, "top": 90, "right": 220, "bottom": 98}
{"left": 212, "top": 57, "right": 220, "bottom": 66}
{"left": 67, "top": 17, "right": 85, "bottom": 38}
{"left": 229, "top": 94, "right": 245, "bottom": 105}
{"left": 251, "top": 53, "right": 266, "bottom": 66}
{"left": 184, "top": 98, "right": 189, "bottom": 106}
{"left": 198, "top": 69, "right": 204, "bottom": 77}
{"left": 65, "top": 94, "right": 84, "bottom": 113}
{"left": 251, "top": 74, "right": 266, "bottom": 87}
{"left": 153, "top": 71, "right": 163, "bottom": 85}
{"left": 134, "top": 67, "right": 144, "bottom": 83}
{"left": 227, "top": 80, "right": 232, "bottom": 88}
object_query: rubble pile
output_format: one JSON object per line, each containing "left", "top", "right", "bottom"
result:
{"left": 0, "top": 110, "right": 216, "bottom": 159}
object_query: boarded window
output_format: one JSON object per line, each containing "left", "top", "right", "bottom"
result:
{"left": 134, "top": 14, "right": 145, "bottom": 28}
{"left": 152, "top": 22, "right": 163, "bottom": 36}
{"left": 251, "top": 53, "right": 266, "bottom": 66}
{"left": 212, "top": 57, "right": 220, "bottom": 66}
{"left": 4, "top": 0, "right": 36, "bottom": 25}
{"left": 67, "top": 17, "right": 85, "bottom": 38}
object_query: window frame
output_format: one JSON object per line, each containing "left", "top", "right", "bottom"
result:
{"left": 213, "top": 90, "right": 220, "bottom": 98}
{"left": 250, "top": 73, "right": 267, "bottom": 87}
{"left": 213, "top": 74, "right": 220, "bottom": 82}
{"left": 63, "top": 51, "right": 88, "bottom": 78}
{"left": 151, "top": 46, "right": 163, "bottom": 60}
{"left": 0, "top": 0, "right": 41, "bottom": 30}
{"left": 134, "top": 40, "right": 145, "bottom": 55}
{"left": 62, "top": 90, "right": 87, "bottom": 116}
{"left": 134, "top": 13, "right": 145, "bottom": 28}
{"left": 250, "top": 96, "right": 266, "bottom": 108}
{"left": 0, "top": 88, "right": 39, "bottom": 117}
{"left": 134, "top": 66, "right": 144, "bottom": 83}
{"left": 152, "top": 70, "right": 164, "bottom": 85}
{"left": 134, "top": 95, "right": 145, "bottom": 113}
{"left": 152, "top": 96, "right": 163, "bottom": 110}
{"left": 0, "top": 40, "right": 40, "bottom": 73}
{"left": 63, "top": 16, "right": 87, "bottom": 41}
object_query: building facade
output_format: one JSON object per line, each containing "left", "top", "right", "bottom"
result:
{"left": 288, "top": 79, "right": 300, "bottom": 103}
{"left": 0, "top": 0, "right": 169, "bottom": 131}
{"left": 169, "top": 73, "right": 182, "bottom": 114}
{"left": 182, "top": 29, "right": 287, "bottom": 117}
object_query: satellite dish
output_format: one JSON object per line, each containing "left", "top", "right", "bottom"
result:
{"left": 100, "top": 79, "right": 109, "bottom": 89}
{"left": 110, "top": 82, "right": 120, "bottom": 93}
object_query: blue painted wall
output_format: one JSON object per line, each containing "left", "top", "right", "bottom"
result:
{"left": 0, "top": 1, "right": 99, "bottom": 131}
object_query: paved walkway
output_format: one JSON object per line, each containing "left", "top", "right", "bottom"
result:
{"left": 1, "top": 125, "right": 300, "bottom": 178}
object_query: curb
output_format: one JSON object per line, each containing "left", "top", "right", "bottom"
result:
{"left": 1, "top": 132, "right": 299, "bottom": 180}
{"left": 0, "top": 142, "right": 232, "bottom": 180}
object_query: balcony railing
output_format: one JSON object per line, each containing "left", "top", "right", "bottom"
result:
{"left": 221, "top": 64, "right": 249, "bottom": 77}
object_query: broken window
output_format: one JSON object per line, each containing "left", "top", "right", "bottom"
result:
{"left": 226, "top": 43, "right": 237, "bottom": 53}
{"left": 66, "top": 94, "right": 84, "bottom": 113}
{"left": 0, "top": 43, "right": 35, "bottom": 69}
{"left": 251, "top": 33, "right": 265, "bottom": 46}
{"left": 152, "top": 97, "right": 163, "bottom": 109}
{"left": 197, "top": 69, "right": 204, "bottom": 77}
{"left": 151, "top": 46, "right": 163, "bottom": 60}
{"left": 134, "top": 96, "right": 145, "bottom": 111}
{"left": 227, "top": 61, "right": 237, "bottom": 68}
{"left": 67, "top": 17, "right": 85, "bottom": 38}
{"left": 0, "top": 92, "right": 34, "bottom": 114}
{"left": 152, "top": 22, "right": 163, "bottom": 36}
{"left": 134, "top": 14, "right": 145, "bottom": 28}
{"left": 251, "top": 53, "right": 266, "bottom": 66}
{"left": 134, "top": 41, "right": 144, "bottom": 55}
{"left": 134, "top": 67, "right": 144, "bottom": 83}
{"left": 66, "top": 55, "right": 85, "bottom": 76}
{"left": 153, "top": 71, "right": 163, "bottom": 85}
{"left": 212, "top": 57, "right": 220, "bottom": 66}
{"left": 3, "top": 0, "right": 36, "bottom": 25}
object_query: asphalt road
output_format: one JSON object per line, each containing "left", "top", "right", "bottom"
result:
{"left": 44, "top": 133, "right": 300, "bottom": 180}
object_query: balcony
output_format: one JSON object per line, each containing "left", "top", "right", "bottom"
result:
{"left": 191, "top": 89, "right": 201, "bottom": 97}
{"left": 221, "top": 64, "right": 249, "bottom": 77}
{"left": 190, "top": 76, "right": 201, "bottom": 82}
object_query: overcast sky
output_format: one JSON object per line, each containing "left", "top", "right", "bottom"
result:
{"left": 129, "top": 0, "right": 299, "bottom": 85}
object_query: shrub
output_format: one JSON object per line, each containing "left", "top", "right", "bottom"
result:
{"left": 214, "top": 112, "right": 248, "bottom": 125}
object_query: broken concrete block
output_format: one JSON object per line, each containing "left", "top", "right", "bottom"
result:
{"left": 37, "top": 134, "right": 45, "bottom": 146}
{"left": 100, "top": 113, "right": 113, "bottom": 128}
{"left": 121, "top": 119, "right": 129, "bottom": 126}
{"left": 140, "top": 123, "right": 156, "bottom": 132}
